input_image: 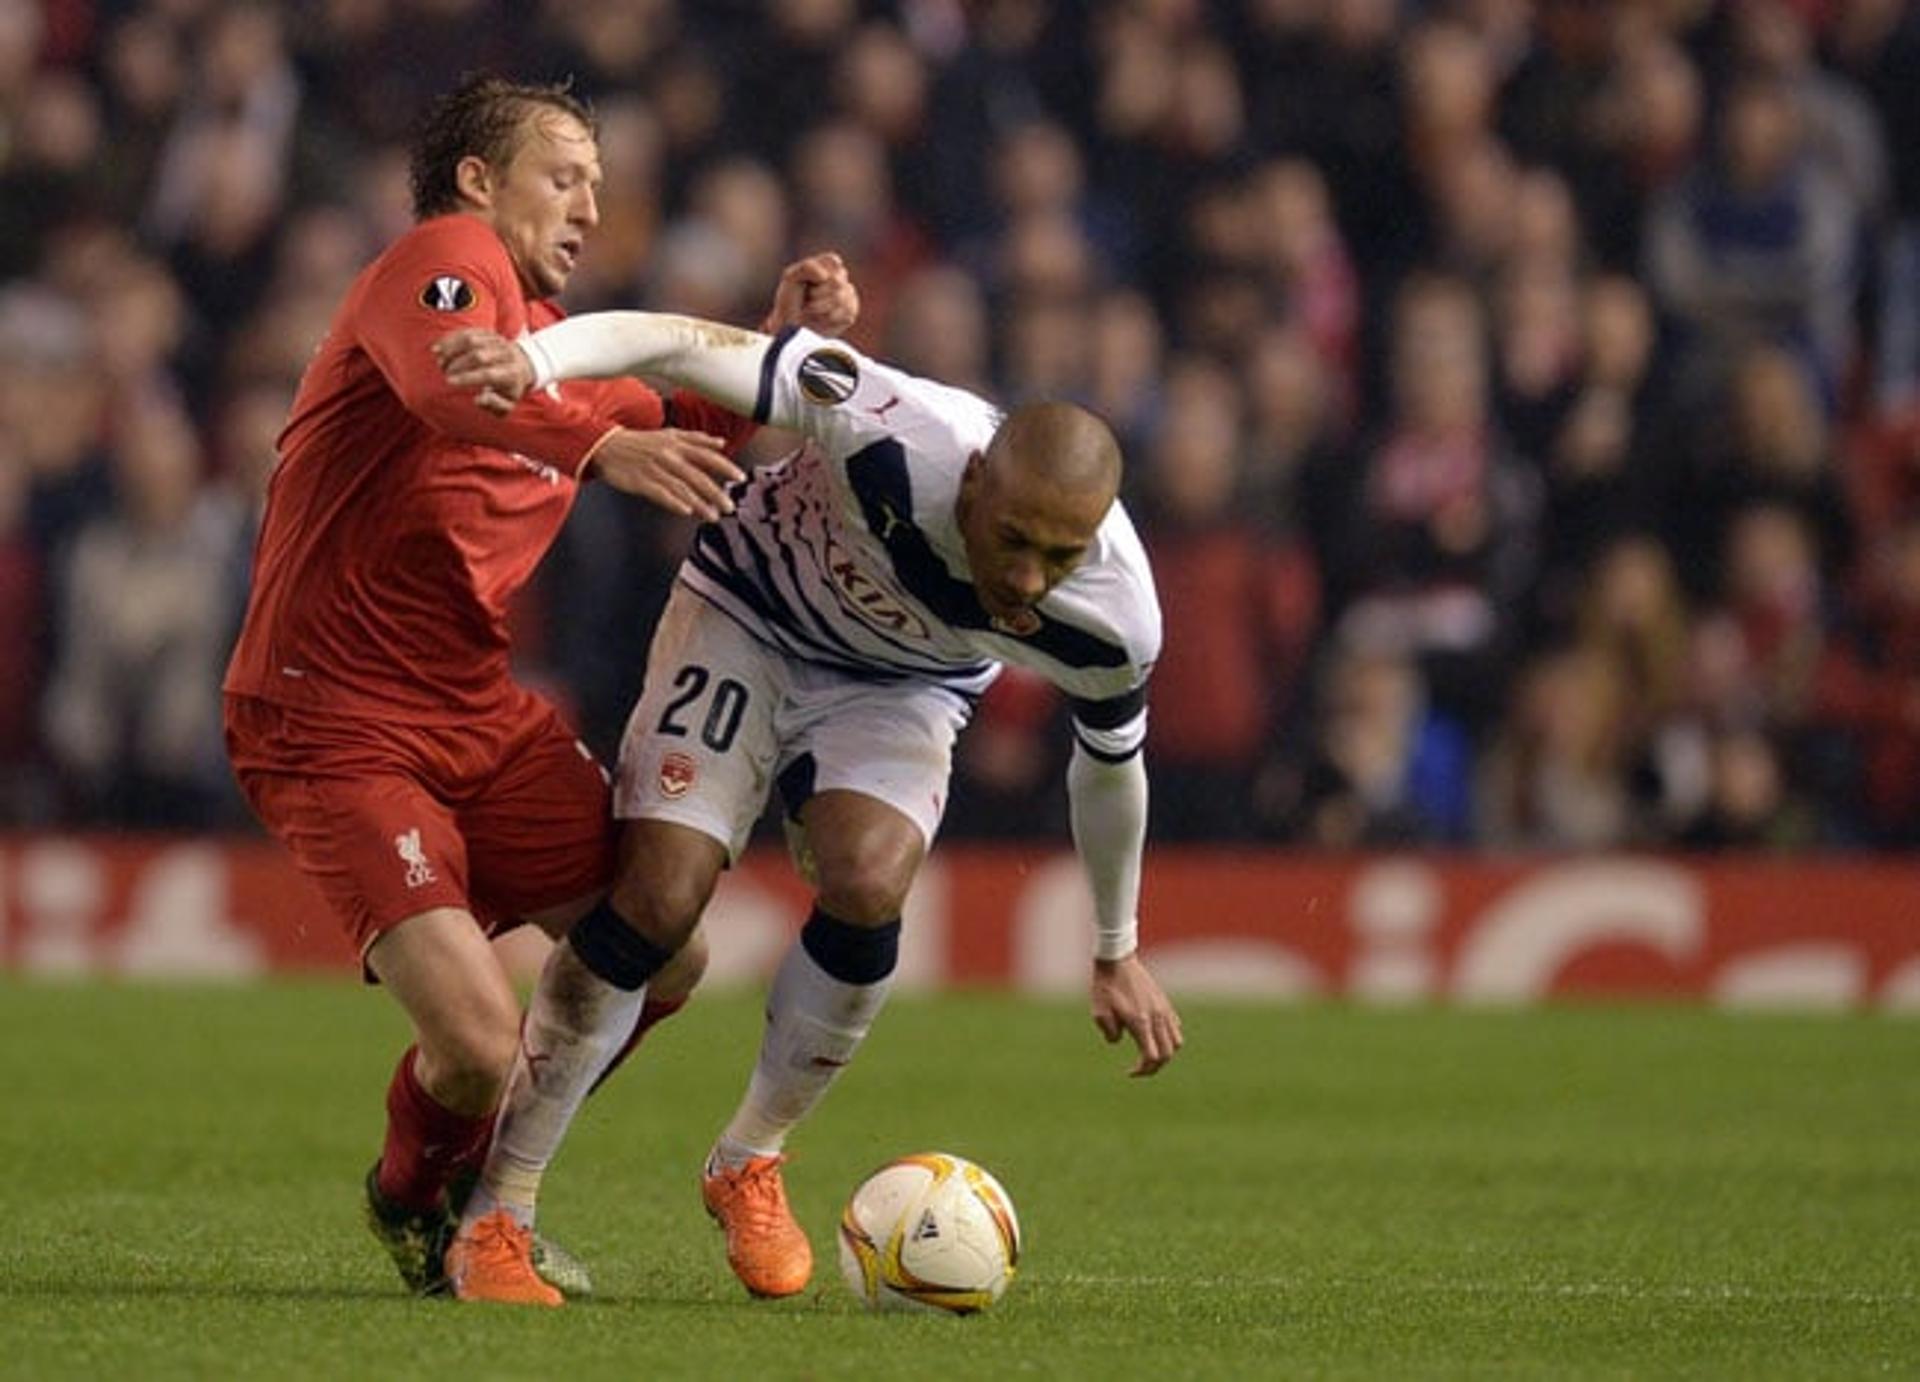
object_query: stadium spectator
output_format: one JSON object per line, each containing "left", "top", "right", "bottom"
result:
{"left": 1691, "top": 502, "right": 1830, "bottom": 735}
{"left": 1247, "top": 158, "right": 1361, "bottom": 421}
{"left": 1331, "top": 273, "right": 1538, "bottom": 729}
{"left": 1809, "top": 515, "right": 1920, "bottom": 845}
{"left": 1137, "top": 355, "right": 1319, "bottom": 840}
{"left": 144, "top": 4, "right": 303, "bottom": 335}
{"left": 1085, "top": 287, "right": 1165, "bottom": 458}
{"left": 1240, "top": 330, "right": 1354, "bottom": 681}
{"left": 886, "top": 263, "right": 993, "bottom": 397}
{"left": 1681, "top": 343, "right": 1856, "bottom": 589}
{"left": 1644, "top": 72, "right": 1862, "bottom": 399}
{"left": 1573, "top": 535, "right": 1707, "bottom": 833}
{"left": 1291, "top": 642, "right": 1473, "bottom": 847}
{"left": 1584, "top": 30, "right": 1705, "bottom": 268}
{"left": 1477, "top": 643, "right": 1637, "bottom": 850}
{"left": 43, "top": 387, "right": 241, "bottom": 827}
{"left": 0, "top": 440, "right": 43, "bottom": 818}
{"left": 1676, "top": 724, "right": 1817, "bottom": 852}
{"left": 787, "top": 117, "right": 932, "bottom": 354}
{"left": 0, "top": 285, "right": 110, "bottom": 580}
{"left": 1729, "top": 0, "right": 1890, "bottom": 223}
{"left": 1531, "top": 274, "right": 1676, "bottom": 625}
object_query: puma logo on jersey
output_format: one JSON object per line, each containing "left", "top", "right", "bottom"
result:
{"left": 867, "top": 394, "right": 901, "bottom": 421}
{"left": 420, "top": 275, "right": 475, "bottom": 312}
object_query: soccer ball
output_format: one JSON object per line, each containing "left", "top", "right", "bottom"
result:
{"left": 836, "top": 1152, "right": 1022, "bottom": 1314}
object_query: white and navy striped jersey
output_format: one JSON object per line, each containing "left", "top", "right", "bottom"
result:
{"left": 680, "top": 327, "right": 1161, "bottom": 758}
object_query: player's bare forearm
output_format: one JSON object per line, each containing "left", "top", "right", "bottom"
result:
{"left": 585, "top": 426, "right": 743, "bottom": 521}
{"left": 1091, "top": 951, "right": 1183, "bottom": 1077}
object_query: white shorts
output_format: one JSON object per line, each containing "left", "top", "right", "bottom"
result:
{"left": 614, "top": 586, "right": 974, "bottom": 859}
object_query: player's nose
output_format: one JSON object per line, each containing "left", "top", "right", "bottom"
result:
{"left": 573, "top": 185, "right": 600, "bottom": 229}
{"left": 1005, "top": 556, "right": 1045, "bottom": 603}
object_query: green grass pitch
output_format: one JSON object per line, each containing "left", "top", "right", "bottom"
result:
{"left": 1, "top": 980, "right": 1915, "bottom": 1379}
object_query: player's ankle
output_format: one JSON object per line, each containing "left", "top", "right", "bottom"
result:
{"left": 709, "top": 1137, "right": 780, "bottom": 1175}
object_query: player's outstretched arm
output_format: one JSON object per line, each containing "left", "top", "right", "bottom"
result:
{"left": 437, "top": 314, "right": 769, "bottom": 418}
{"left": 1067, "top": 741, "right": 1184, "bottom": 1076}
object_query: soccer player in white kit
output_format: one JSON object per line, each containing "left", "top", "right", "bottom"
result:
{"left": 431, "top": 309, "right": 1185, "bottom": 1305}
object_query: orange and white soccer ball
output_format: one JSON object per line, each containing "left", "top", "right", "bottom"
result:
{"left": 837, "top": 1152, "right": 1022, "bottom": 1314}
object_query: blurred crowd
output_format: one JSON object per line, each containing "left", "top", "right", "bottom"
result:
{"left": 1, "top": 0, "right": 1917, "bottom": 851}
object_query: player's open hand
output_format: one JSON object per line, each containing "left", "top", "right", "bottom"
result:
{"left": 1091, "top": 952, "right": 1184, "bottom": 1077}
{"left": 590, "top": 426, "right": 745, "bottom": 522}
{"left": 433, "top": 328, "right": 535, "bottom": 416}
{"left": 762, "top": 252, "right": 860, "bottom": 338}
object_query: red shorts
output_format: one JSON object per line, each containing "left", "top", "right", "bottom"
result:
{"left": 224, "top": 691, "right": 615, "bottom": 961}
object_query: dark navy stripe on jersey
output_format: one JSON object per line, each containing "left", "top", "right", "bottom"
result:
{"left": 689, "top": 533, "right": 788, "bottom": 627}
{"left": 683, "top": 575, "right": 921, "bottom": 684}
{"left": 755, "top": 327, "right": 798, "bottom": 424}
{"left": 1071, "top": 686, "right": 1147, "bottom": 731}
{"left": 777, "top": 517, "right": 957, "bottom": 671}
{"left": 688, "top": 535, "right": 982, "bottom": 684}
{"left": 750, "top": 473, "right": 979, "bottom": 676}
{"left": 736, "top": 460, "right": 996, "bottom": 679}
{"left": 844, "top": 440, "right": 1131, "bottom": 672}
{"left": 748, "top": 465, "right": 884, "bottom": 664}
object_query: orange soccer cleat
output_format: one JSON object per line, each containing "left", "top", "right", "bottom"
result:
{"left": 444, "top": 1210, "right": 563, "bottom": 1307}
{"left": 701, "top": 1153, "right": 814, "bottom": 1298}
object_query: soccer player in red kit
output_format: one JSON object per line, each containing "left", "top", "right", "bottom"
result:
{"left": 221, "top": 74, "right": 857, "bottom": 1303}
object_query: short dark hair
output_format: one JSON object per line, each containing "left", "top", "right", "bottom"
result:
{"left": 408, "top": 74, "right": 595, "bottom": 219}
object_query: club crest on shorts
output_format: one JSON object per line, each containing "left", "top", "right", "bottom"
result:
{"left": 420, "top": 275, "right": 475, "bottom": 312}
{"left": 796, "top": 347, "right": 859, "bottom": 405}
{"left": 394, "top": 827, "right": 436, "bottom": 888}
{"left": 659, "top": 751, "right": 698, "bottom": 798}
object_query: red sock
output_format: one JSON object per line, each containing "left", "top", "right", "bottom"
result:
{"left": 588, "top": 995, "right": 689, "bottom": 1095}
{"left": 375, "top": 1046, "right": 497, "bottom": 1213}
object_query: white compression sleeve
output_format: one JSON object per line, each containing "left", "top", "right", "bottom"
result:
{"left": 1067, "top": 742, "right": 1148, "bottom": 962}
{"left": 522, "top": 312, "right": 769, "bottom": 415}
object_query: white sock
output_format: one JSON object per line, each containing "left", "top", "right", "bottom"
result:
{"left": 713, "top": 938, "right": 892, "bottom": 1167}
{"left": 463, "top": 941, "right": 645, "bottom": 1229}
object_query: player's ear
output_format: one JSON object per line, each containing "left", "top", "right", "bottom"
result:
{"left": 957, "top": 450, "right": 984, "bottom": 517}
{"left": 454, "top": 154, "right": 495, "bottom": 209}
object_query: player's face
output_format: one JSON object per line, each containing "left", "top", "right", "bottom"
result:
{"left": 481, "top": 112, "right": 602, "bottom": 299}
{"left": 957, "top": 454, "right": 1109, "bottom": 629}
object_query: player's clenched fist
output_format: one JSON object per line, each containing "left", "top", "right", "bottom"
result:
{"left": 762, "top": 251, "right": 860, "bottom": 338}
{"left": 433, "top": 327, "right": 535, "bottom": 415}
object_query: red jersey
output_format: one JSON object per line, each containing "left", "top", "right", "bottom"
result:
{"left": 224, "top": 214, "right": 748, "bottom": 723}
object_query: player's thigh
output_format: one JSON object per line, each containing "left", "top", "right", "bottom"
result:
{"left": 234, "top": 762, "right": 473, "bottom": 963}
{"left": 615, "top": 588, "right": 786, "bottom": 860}
{"left": 365, "top": 905, "right": 521, "bottom": 1078}
{"left": 789, "top": 680, "right": 970, "bottom": 854}
{"left": 461, "top": 699, "right": 616, "bottom": 934}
